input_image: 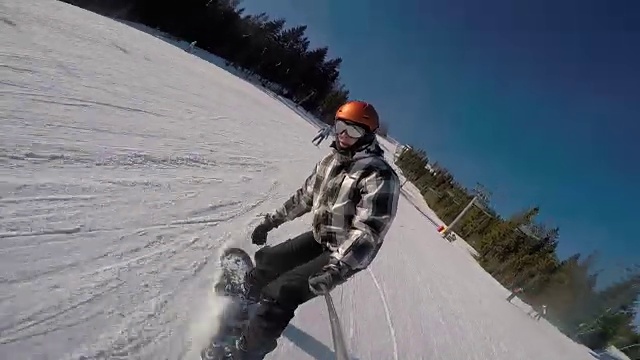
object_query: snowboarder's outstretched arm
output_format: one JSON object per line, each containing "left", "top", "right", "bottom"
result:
{"left": 333, "top": 168, "right": 400, "bottom": 270}
{"left": 266, "top": 163, "right": 318, "bottom": 226}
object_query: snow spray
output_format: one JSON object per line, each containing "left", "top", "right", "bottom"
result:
{"left": 183, "top": 245, "right": 234, "bottom": 360}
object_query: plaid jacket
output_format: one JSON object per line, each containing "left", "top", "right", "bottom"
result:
{"left": 268, "top": 139, "right": 400, "bottom": 270}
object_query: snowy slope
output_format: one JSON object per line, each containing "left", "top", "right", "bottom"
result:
{"left": 0, "top": 1, "right": 595, "bottom": 359}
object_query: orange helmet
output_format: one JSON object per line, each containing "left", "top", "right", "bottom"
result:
{"left": 335, "top": 100, "right": 380, "bottom": 133}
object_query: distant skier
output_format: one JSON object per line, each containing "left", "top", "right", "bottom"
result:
{"left": 234, "top": 100, "right": 400, "bottom": 359}
{"left": 506, "top": 287, "right": 524, "bottom": 302}
{"left": 185, "top": 40, "right": 197, "bottom": 53}
{"left": 311, "top": 124, "right": 332, "bottom": 146}
{"left": 534, "top": 304, "right": 547, "bottom": 321}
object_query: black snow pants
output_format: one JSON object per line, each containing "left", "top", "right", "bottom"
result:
{"left": 242, "top": 231, "right": 331, "bottom": 355}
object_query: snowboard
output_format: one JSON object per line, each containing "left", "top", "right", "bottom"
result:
{"left": 200, "top": 247, "right": 255, "bottom": 360}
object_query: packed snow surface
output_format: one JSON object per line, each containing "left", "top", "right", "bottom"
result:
{"left": 1, "top": 1, "right": 595, "bottom": 359}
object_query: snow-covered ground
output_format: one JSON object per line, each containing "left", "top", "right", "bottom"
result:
{"left": 0, "top": 0, "right": 596, "bottom": 359}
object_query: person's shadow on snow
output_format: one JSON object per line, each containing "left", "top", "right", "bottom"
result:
{"left": 283, "top": 324, "right": 360, "bottom": 360}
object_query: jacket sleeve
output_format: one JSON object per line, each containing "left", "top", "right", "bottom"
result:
{"left": 333, "top": 167, "right": 400, "bottom": 271}
{"left": 267, "top": 162, "right": 318, "bottom": 226}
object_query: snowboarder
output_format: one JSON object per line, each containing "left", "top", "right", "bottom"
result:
{"left": 234, "top": 100, "right": 401, "bottom": 359}
{"left": 311, "top": 124, "right": 332, "bottom": 146}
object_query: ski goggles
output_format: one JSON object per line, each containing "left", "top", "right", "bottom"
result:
{"left": 334, "top": 119, "right": 367, "bottom": 138}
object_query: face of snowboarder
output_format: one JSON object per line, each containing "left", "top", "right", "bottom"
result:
{"left": 334, "top": 119, "right": 366, "bottom": 149}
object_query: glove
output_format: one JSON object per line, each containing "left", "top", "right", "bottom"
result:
{"left": 251, "top": 215, "right": 277, "bottom": 245}
{"left": 308, "top": 258, "right": 348, "bottom": 295}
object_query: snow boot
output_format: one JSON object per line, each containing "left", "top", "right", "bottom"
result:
{"left": 200, "top": 329, "right": 276, "bottom": 360}
{"left": 234, "top": 334, "right": 277, "bottom": 360}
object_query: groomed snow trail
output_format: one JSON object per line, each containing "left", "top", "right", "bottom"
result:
{"left": 1, "top": 1, "right": 595, "bottom": 359}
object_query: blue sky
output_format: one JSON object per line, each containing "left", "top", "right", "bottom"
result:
{"left": 239, "top": 0, "right": 639, "bottom": 282}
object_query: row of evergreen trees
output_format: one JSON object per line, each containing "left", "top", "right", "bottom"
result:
{"left": 61, "top": 0, "right": 352, "bottom": 123}
{"left": 396, "top": 147, "right": 639, "bottom": 355}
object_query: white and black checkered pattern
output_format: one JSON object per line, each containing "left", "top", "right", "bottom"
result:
{"left": 267, "top": 139, "right": 400, "bottom": 270}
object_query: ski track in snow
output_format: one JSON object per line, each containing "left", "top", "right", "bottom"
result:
{"left": 0, "top": 1, "right": 596, "bottom": 359}
{"left": 365, "top": 268, "right": 398, "bottom": 360}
